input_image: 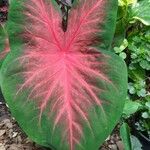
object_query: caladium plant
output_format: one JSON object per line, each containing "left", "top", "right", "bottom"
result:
{"left": 0, "top": 0, "right": 127, "bottom": 150}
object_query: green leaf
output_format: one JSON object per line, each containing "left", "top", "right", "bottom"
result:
{"left": 114, "top": 39, "right": 128, "bottom": 53}
{"left": 140, "top": 60, "right": 150, "bottom": 70}
{"left": 98, "top": 0, "right": 118, "bottom": 50}
{"left": 128, "top": 83, "right": 136, "bottom": 94}
{"left": 131, "top": 0, "right": 150, "bottom": 26}
{"left": 0, "top": 25, "right": 9, "bottom": 67}
{"left": 145, "top": 101, "right": 150, "bottom": 109}
{"left": 128, "top": 66, "right": 146, "bottom": 81}
{"left": 119, "top": 52, "right": 127, "bottom": 59}
{"left": 130, "top": 135, "right": 142, "bottom": 150}
{"left": 137, "top": 88, "right": 147, "bottom": 97}
{"left": 142, "top": 112, "right": 149, "bottom": 119}
{"left": 120, "top": 122, "right": 132, "bottom": 150}
{"left": 123, "top": 100, "right": 142, "bottom": 117}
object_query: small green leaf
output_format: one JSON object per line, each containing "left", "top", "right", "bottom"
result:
{"left": 130, "top": 135, "right": 142, "bottom": 150}
{"left": 142, "top": 112, "right": 149, "bottom": 119}
{"left": 137, "top": 89, "right": 146, "bottom": 97}
{"left": 114, "top": 47, "right": 122, "bottom": 53}
{"left": 128, "top": 66, "right": 146, "bottom": 81}
{"left": 123, "top": 100, "right": 142, "bottom": 116}
{"left": 128, "top": 83, "right": 136, "bottom": 94}
{"left": 131, "top": 53, "right": 137, "bottom": 59}
{"left": 145, "top": 101, "right": 150, "bottom": 108}
{"left": 120, "top": 122, "right": 132, "bottom": 150}
{"left": 119, "top": 52, "right": 127, "bottom": 59}
{"left": 140, "top": 60, "right": 150, "bottom": 70}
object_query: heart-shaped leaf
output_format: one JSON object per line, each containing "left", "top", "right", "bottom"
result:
{"left": 0, "top": 0, "right": 127, "bottom": 150}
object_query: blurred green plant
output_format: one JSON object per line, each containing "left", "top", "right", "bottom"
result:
{"left": 113, "top": 0, "right": 150, "bottom": 149}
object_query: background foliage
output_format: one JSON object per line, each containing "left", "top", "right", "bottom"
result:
{"left": 113, "top": 0, "right": 150, "bottom": 149}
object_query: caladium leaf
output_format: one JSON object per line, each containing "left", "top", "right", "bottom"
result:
{"left": 0, "top": 25, "right": 10, "bottom": 67}
{"left": 1, "top": 0, "right": 127, "bottom": 150}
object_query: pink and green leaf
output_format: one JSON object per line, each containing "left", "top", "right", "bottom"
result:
{"left": 0, "top": 0, "right": 127, "bottom": 150}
